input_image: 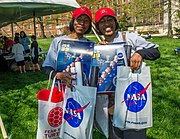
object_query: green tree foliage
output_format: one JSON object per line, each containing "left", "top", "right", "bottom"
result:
{"left": 124, "top": 0, "right": 162, "bottom": 30}
{"left": 118, "top": 14, "right": 130, "bottom": 31}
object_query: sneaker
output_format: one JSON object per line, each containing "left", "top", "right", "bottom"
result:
{"left": 24, "top": 71, "right": 27, "bottom": 73}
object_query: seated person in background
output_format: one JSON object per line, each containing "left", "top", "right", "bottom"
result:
{"left": 3, "top": 36, "right": 14, "bottom": 52}
{"left": 19, "top": 31, "right": 30, "bottom": 53}
{"left": 30, "top": 35, "right": 40, "bottom": 72}
{"left": 145, "top": 32, "right": 152, "bottom": 39}
{"left": 12, "top": 36, "right": 26, "bottom": 73}
{"left": 174, "top": 46, "right": 180, "bottom": 54}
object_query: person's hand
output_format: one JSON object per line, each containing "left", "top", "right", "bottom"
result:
{"left": 56, "top": 72, "right": 76, "bottom": 88}
{"left": 130, "top": 52, "right": 142, "bottom": 70}
{"left": 98, "top": 41, "right": 108, "bottom": 45}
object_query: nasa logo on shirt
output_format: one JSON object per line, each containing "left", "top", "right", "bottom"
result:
{"left": 117, "top": 52, "right": 123, "bottom": 58}
{"left": 117, "top": 52, "right": 126, "bottom": 66}
{"left": 122, "top": 82, "right": 151, "bottom": 112}
{"left": 64, "top": 98, "right": 90, "bottom": 128}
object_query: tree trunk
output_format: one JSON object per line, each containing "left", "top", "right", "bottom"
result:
{"left": 132, "top": 17, "right": 136, "bottom": 32}
{"left": 167, "top": 0, "right": 173, "bottom": 37}
{"left": 37, "top": 17, "right": 46, "bottom": 38}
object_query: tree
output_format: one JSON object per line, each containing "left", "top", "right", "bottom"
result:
{"left": 165, "top": 0, "right": 173, "bottom": 37}
{"left": 174, "top": 9, "right": 180, "bottom": 34}
{"left": 37, "top": 17, "right": 46, "bottom": 38}
{"left": 125, "top": 0, "right": 162, "bottom": 31}
{"left": 118, "top": 14, "right": 130, "bottom": 31}
{"left": 163, "top": 0, "right": 180, "bottom": 37}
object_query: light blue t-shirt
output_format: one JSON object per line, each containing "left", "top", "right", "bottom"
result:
{"left": 20, "top": 37, "right": 30, "bottom": 51}
{"left": 111, "top": 31, "right": 159, "bottom": 54}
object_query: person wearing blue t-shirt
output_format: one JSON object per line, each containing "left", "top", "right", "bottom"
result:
{"left": 105, "top": 66, "right": 114, "bottom": 78}
{"left": 97, "top": 77, "right": 106, "bottom": 92}
{"left": 19, "top": 31, "right": 30, "bottom": 53}
{"left": 110, "top": 60, "right": 117, "bottom": 75}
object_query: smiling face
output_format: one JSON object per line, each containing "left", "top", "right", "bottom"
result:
{"left": 73, "top": 15, "right": 91, "bottom": 36}
{"left": 98, "top": 16, "right": 116, "bottom": 37}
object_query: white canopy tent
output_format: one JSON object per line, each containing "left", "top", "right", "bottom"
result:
{"left": 0, "top": 0, "right": 101, "bottom": 41}
{"left": 0, "top": 0, "right": 80, "bottom": 36}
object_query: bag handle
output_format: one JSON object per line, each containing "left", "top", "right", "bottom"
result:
{"left": 47, "top": 70, "right": 65, "bottom": 102}
{"left": 57, "top": 80, "right": 65, "bottom": 93}
{"left": 47, "top": 70, "right": 54, "bottom": 89}
{"left": 48, "top": 76, "right": 56, "bottom": 102}
{"left": 132, "top": 62, "right": 146, "bottom": 74}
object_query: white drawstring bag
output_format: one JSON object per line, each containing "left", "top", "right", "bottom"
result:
{"left": 36, "top": 72, "right": 65, "bottom": 139}
{"left": 94, "top": 94, "right": 109, "bottom": 138}
{"left": 113, "top": 66, "right": 153, "bottom": 130}
{"left": 60, "top": 85, "right": 97, "bottom": 139}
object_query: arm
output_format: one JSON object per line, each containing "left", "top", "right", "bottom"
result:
{"left": 25, "top": 37, "right": 30, "bottom": 46}
{"left": 42, "top": 38, "right": 58, "bottom": 69}
{"left": 34, "top": 41, "right": 39, "bottom": 57}
{"left": 130, "top": 48, "right": 160, "bottom": 70}
{"left": 42, "top": 37, "right": 75, "bottom": 88}
{"left": 127, "top": 32, "right": 160, "bottom": 69}
{"left": 43, "top": 66, "right": 75, "bottom": 88}
{"left": 136, "top": 47, "right": 160, "bottom": 60}
{"left": 43, "top": 66, "right": 57, "bottom": 79}
{"left": 30, "top": 42, "right": 33, "bottom": 50}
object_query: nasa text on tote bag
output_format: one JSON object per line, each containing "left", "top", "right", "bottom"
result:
{"left": 113, "top": 66, "right": 152, "bottom": 130}
{"left": 37, "top": 75, "right": 65, "bottom": 139}
{"left": 60, "top": 85, "right": 97, "bottom": 139}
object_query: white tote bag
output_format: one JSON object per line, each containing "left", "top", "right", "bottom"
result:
{"left": 94, "top": 94, "right": 109, "bottom": 138}
{"left": 113, "top": 66, "right": 153, "bottom": 130}
{"left": 37, "top": 76, "right": 65, "bottom": 139}
{"left": 60, "top": 85, "right": 97, "bottom": 139}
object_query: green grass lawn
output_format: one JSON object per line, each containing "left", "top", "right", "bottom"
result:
{"left": 0, "top": 36, "right": 179, "bottom": 139}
